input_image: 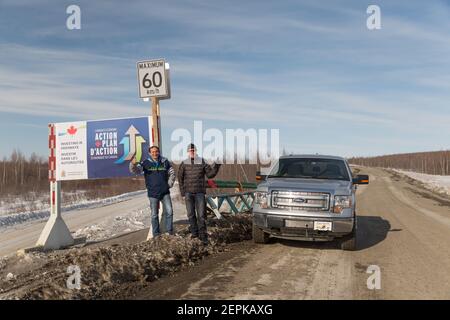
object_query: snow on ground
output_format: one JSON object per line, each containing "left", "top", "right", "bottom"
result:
{"left": 0, "top": 189, "right": 148, "bottom": 229}
{"left": 73, "top": 191, "right": 188, "bottom": 242}
{"left": 0, "top": 193, "right": 48, "bottom": 215}
{"left": 0, "top": 180, "right": 239, "bottom": 244}
{"left": 0, "top": 191, "right": 91, "bottom": 216}
{"left": 0, "top": 181, "right": 189, "bottom": 244}
{"left": 393, "top": 169, "right": 450, "bottom": 196}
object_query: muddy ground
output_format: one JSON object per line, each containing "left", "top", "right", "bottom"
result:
{"left": 0, "top": 214, "right": 252, "bottom": 299}
{"left": 2, "top": 167, "right": 450, "bottom": 300}
{"left": 133, "top": 167, "right": 450, "bottom": 300}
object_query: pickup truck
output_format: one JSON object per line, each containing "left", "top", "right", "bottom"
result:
{"left": 253, "top": 155, "right": 369, "bottom": 250}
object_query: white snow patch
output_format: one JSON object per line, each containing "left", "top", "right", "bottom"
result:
{"left": 73, "top": 182, "right": 188, "bottom": 242}
{"left": 394, "top": 169, "right": 450, "bottom": 196}
{"left": 0, "top": 190, "right": 147, "bottom": 229}
{"left": 6, "top": 273, "right": 15, "bottom": 281}
{"left": 73, "top": 207, "right": 151, "bottom": 241}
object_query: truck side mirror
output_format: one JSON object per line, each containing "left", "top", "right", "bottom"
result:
{"left": 353, "top": 174, "right": 369, "bottom": 185}
{"left": 256, "top": 171, "right": 267, "bottom": 182}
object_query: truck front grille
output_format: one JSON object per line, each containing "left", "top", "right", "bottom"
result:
{"left": 271, "top": 191, "right": 330, "bottom": 211}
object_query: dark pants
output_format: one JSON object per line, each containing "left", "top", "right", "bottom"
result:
{"left": 185, "top": 192, "right": 207, "bottom": 241}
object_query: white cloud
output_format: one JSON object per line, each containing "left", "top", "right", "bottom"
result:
{"left": 1, "top": 1, "right": 450, "bottom": 157}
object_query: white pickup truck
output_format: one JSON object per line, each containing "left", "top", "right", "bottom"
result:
{"left": 253, "top": 155, "right": 369, "bottom": 250}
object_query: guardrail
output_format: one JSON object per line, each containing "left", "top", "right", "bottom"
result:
{"left": 205, "top": 179, "right": 256, "bottom": 218}
{"left": 206, "top": 191, "right": 255, "bottom": 218}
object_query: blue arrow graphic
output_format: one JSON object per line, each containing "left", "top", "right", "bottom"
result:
{"left": 115, "top": 136, "right": 130, "bottom": 164}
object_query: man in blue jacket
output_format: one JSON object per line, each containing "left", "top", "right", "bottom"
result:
{"left": 130, "top": 145, "right": 175, "bottom": 237}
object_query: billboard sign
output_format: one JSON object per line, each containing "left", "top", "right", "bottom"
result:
{"left": 54, "top": 117, "right": 153, "bottom": 181}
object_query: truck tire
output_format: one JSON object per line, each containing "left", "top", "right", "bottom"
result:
{"left": 253, "top": 224, "right": 269, "bottom": 244}
{"left": 340, "top": 229, "right": 356, "bottom": 251}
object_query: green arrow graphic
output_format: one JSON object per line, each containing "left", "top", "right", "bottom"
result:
{"left": 135, "top": 135, "right": 146, "bottom": 162}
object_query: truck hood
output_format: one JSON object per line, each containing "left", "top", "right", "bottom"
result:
{"left": 259, "top": 178, "right": 352, "bottom": 195}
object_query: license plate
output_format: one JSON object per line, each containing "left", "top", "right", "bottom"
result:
{"left": 285, "top": 220, "right": 312, "bottom": 228}
{"left": 313, "top": 221, "right": 332, "bottom": 231}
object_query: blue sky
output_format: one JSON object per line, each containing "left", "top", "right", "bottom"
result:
{"left": 0, "top": 0, "right": 449, "bottom": 159}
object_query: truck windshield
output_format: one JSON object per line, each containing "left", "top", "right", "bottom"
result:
{"left": 268, "top": 158, "right": 350, "bottom": 181}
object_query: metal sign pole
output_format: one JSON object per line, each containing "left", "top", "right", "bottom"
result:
{"left": 36, "top": 124, "right": 74, "bottom": 250}
{"left": 151, "top": 97, "right": 160, "bottom": 149}
{"left": 138, "top": 60, "right": 170, "bottom": 240}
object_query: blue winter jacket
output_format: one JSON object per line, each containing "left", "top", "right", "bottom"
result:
{"left": 129, "top": 156, "right": 175, "bottom": 200}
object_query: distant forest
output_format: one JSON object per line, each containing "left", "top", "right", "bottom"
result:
{"left": 0, "top": 150, "right": 145, "bottom": 201}
{"left": 348, "top": 150, "right": 450, "bottom": 176}
{"left": 4, "top": 148, "right": 448, "bottom": 199}
{"left": 0, "top": 149, "right": 256, "bottom": 198}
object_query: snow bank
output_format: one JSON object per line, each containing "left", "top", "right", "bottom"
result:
{"left": 0, "top": 181, "right": 187, "bottom": 242}
{"left": 0, "top": 214, "right": 252, "bottom": 300}
{"left": 0, "top": 190, "right": 147, "bottom": 229}
{"left": 393, "top": 169, "right": 450, "bottom": 196}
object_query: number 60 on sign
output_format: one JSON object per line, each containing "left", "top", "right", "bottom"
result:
{"left": 137, "top": 59, "right": 170, "bottom": 99}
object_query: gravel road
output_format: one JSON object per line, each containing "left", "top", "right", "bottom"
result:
{"left": 133, "top": 167, "right": 450, "bottom": 299}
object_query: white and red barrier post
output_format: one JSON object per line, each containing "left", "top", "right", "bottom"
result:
{"left": 35, "top": 124, "right": 74, "bottom": 250}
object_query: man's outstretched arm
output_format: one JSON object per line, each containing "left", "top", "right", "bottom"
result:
{"left": 129, "top": 157, "right": 143, "bottom": 175}
{"left": 204, "top": 160, "right": 221, "bottom": 179}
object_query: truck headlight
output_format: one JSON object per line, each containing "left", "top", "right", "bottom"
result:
{"left": 255, "top": 191, "right": 269, "bottom": 209}
{"left": 333, "top": 195, "right": 352, "bottom": 214}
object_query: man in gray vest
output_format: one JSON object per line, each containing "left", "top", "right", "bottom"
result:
{"left": 177, "top": 143, "right": 221, "bottom": 245}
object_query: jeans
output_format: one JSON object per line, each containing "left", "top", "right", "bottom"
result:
{"left": 185, "top": 192, "right": 207, "bottom": 241}
{"left": 149, "top": 193, "right": 174, "bottom": 237}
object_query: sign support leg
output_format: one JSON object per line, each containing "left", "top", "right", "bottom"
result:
{"left": 36, "top": 180, "right": 74, "bottom": 249}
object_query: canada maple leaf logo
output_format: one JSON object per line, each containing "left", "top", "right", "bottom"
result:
{"left": 95, "top": 140, "right": 102, "bottom": 148}
{"left": 67, "top": 126, "right": 77, "bottom": 135}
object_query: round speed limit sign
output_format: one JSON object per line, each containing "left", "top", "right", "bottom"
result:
{"left": 137, "top": 59, "right": 169, "bottom": 98}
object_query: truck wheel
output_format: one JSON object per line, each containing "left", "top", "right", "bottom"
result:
{"left": 340, "top": 229, "right": 356, "bottom": 251}
{"left": 252, "top": 224, "right": 269, "bottom": 244}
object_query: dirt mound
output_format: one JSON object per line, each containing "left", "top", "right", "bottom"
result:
{"left": 0, "top": 213, "right": 252, "bottom": 300}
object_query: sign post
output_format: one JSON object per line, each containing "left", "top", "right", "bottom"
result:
{"left": 149, "top": 96, "right": 165, "bottom": 239}
{"left": 36, "top": 124, "right": 75, "bottom": 250}
{"left": 34, "top": 117, "right": 154, "bottom": 251}
{"left": 137, "top": 59, "right": 170, "bottom": 240}
{"left": 32, "top": 59, "right": 172, "bottom": 250}
{"left": 151, "top": 97, "right": 161, "bottom": 150}
{"left": 36, "top": 181, "right": 75, "bottom": 249}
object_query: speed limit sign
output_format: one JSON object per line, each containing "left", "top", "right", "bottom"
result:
{"left": 137, "top": 59, "right": 169, "bottom": 98}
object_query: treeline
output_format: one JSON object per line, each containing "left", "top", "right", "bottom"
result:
{"left": 1, "top": 150, "right": 48, "bottom": 195}
{"left": 348, "top": 150, "right": 450, "bottom": 175}
{"left": 0, "top": 150, "right": 144, "bottom": 198}
{"left": 0, "top": 150, "right": 257, "bottom": 197}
